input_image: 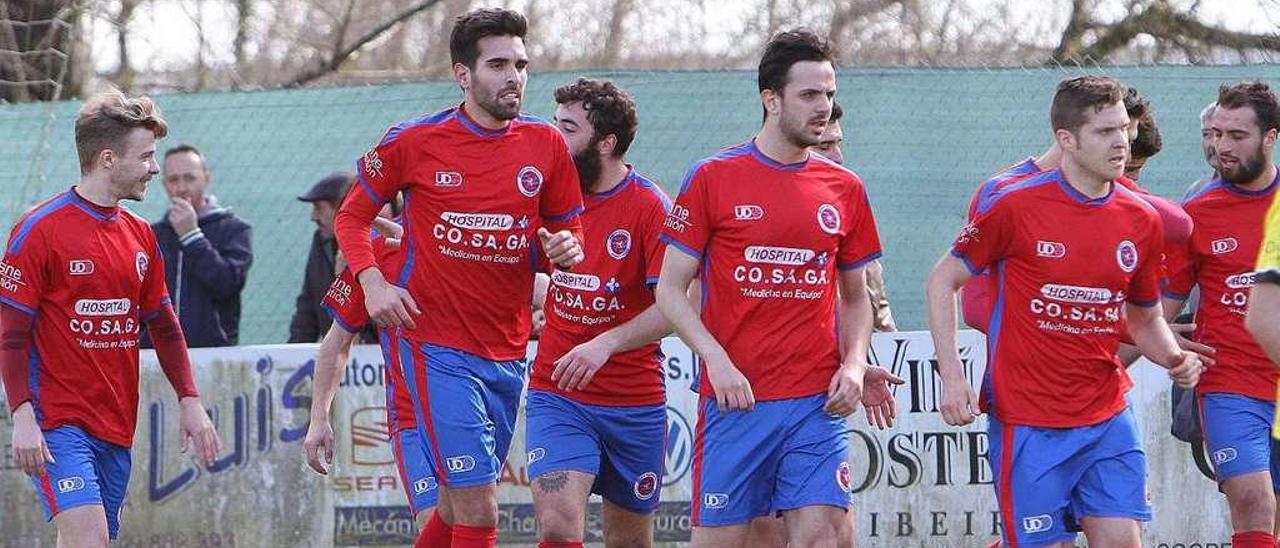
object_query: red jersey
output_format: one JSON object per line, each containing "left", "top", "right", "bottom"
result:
{"left": 1164, "top": 174, "right": 1279, "bottom": 401}
{"left": 961, "top": 158, "right": 1042, "bottom": 332}
{"left": 952, "top": 169, "right": 1164, "bottom": 428}
{"left": 336, "top": 105, "right": 585, "bottom": 361}
{"left": 0, "top": 188, "right": 171, "bottom": 447}
{"left": 322, "top": 229, "right": 418, "bottom": 431}
{"left": 660, "top": 141, "right": 882, "bottom": 401}
{"left": 530, "top": 169, "right": 671, "bottom": 406}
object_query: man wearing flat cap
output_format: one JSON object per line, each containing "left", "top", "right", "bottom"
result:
{"left": 289, "top": 172, "right": 358, "bottom": 343}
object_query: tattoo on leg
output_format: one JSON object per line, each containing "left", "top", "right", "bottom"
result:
{"left": 536, "top": 471, "right": 569, "bottom": 493}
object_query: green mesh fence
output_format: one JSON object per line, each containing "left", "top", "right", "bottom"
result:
{"left": 2, "top": 65, "right": 1277, "bottom": 343}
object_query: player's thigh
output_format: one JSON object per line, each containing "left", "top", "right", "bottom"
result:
{"left": 773, "top": 395, "right": 851, "bottom": 515}
{"left": 594, "top": 401, "right": 666, "bottom": 515}
{"left": 1221, "top": 471, "right": 1277, "bottom": 530}
{"left": 781, "top": 505, "right": 845, "bottom": 548}
{"left": 1078, "top": 516, "right": 1140, "bottom": 547}
{"left": 52, "top": 505, "right": 109, "bottom": 548}
{"left": 393, "top": 427, "right": 440, "bottom": 517}
{"left": 601, "top": 499, "right": 654, "bottom": 548}
{"left": 530, "top": 470, "right": 595, "bottom": 540}
{"left": 744, "top": 515, "right": 788, "bottom": 548}
{"left": 405, "top": 343, "right": 509, "bottom": 488}
{"left": 413, "top": 506, "right": 435, "bottom": 530}
{"left": 689, "top": 523, "right": 751, "bottom": 548}
{"left": 987, "top": 415, "right": 1083, "bottom": 547}
{"left": 1202, "top": 393, "right": 1275, "bottom": 484}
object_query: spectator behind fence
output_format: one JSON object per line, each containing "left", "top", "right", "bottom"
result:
{"left": 289, "top": 172, "right": 355, "bottom": 343}
{"left": 143, "top": 144, "right": 253, "bottom": 348}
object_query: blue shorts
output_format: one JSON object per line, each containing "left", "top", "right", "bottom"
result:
{"left": 525, "top": 390, "right": 666, "bottom": 513}
{"left": 395, "top": 338, "right": 528, "bottom": 489}
{"left": 1200, "top": 392, "right": 1280, "bottom": 491}
{"left": 988, "top": 408, "right": 1151, "bottom": 546}
{"left": 392, "top": 427, "right": 439, "bottom": 514}
{"left": 691, "top": 393, "right": 851, "bottom": 527}
{"left": 29, "top": 425, "right": 131, "bottom": 539}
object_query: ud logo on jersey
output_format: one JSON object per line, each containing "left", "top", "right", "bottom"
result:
{"left": 1211, "top": 237, "right": 1239, "bottom": 255}
{"left": 634, "top": 471, "right": 658, "bottom": 500}
{"left": 446, "top": 455, "right": 477, "bottom": 473}
{"left": 413, "top": 477, "right": 438, "bottom": 494}
{"left": 734, "top": 205, "right": 764, "bottom": 221}
{"left": 135, "top": 251, "right": 149, "bottom": 282}
{"left": 517, "top": 166, "right": 544, "bottom": 197}
{"left": 1213, "top": 447, "right": 1239, "bottom": 465}
{"left": 1022, "top": 515, "right": 1053, "bottom": 534}
{"left": 527, "top": 447, "right": 546, "bottom": 465}
{"left": 607, "top": 229, "right": 632, "bottom": 259}
{"left": 68, "top": 259, "right": 94, "bottom": 275}
{"left": 704, "top": 493, "right": 729, "bottom": 509}
{"left": 435, "top": 171, "right": 463, "bottom": 187}
{"left": 1036, "top": 241, "right": 1066, "bottom": 259}
{"left": 56, "top": 476, "right": 86, "bottom": 493}
{"left": 817, "top": 204, "right": 841, "bottom": 235}
{"left": 1115, "top": 240, "right": 1138, "bottom": 273}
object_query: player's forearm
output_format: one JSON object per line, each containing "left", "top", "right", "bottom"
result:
{"left": 1116, "top": 344, "right": 1144, "bottom": 367}
{"left": 926, "top": 257, "right": 969, "bottom": 380}
{"left": 838, "top": 278, "right": 874, "bottom": 367}
{"left": 1161, "top": 297, "right": 1188, "bottom": 323}
{"left": 1126, "top": 302, "right": 1182, "bottom": 367}
{"left": 656, "top": 278, "right": 728, "bottom": 362}
{"left": 0, "top": 303, "right": 34, "bottom": 410}
{"left": 1246, "top": 284, "right": 1280, "bottom": 366}
{"left": 310, "top": 324, "right": 358, "bottom": 422}
{"left": 334, "top": 196, "right": 382, "bottom": 275}
{"left": 146, "top": 306, "right": 200, "bottom": 399}
{"left": 592, "top": 304, "right": 672, "bottom": 355}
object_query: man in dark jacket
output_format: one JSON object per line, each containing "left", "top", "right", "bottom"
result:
{"left": 145, "top": 144, "right": 253, "bottom": 348}
{"left": 289, "top": 172, "right": 358, "bottom": 343}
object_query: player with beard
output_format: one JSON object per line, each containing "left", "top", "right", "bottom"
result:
{"left": 2, "top": 91, "right": 221, "bottom": 547}
{"left": 333, "top": 9, "right": 586, "bottom": 548}
{"left": 928, "top": 76, "right": 1203, "bottom": 547}
{"left": 521, "top": 77, "right": 672, "bottom": 548}
{"left": 657, "top": 30, "right": 900, "bottom": 546}
{"left": 1162, "top": 81, "right": 1280, "bottom": 548}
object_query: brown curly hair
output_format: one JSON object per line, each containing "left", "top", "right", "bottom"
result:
{"left": 553, "top": 77, "right": 638, "bottom": 158}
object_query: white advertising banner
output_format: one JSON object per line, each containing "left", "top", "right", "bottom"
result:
{"left": 0, "top": 332, "right": 1236, "bottom": 547}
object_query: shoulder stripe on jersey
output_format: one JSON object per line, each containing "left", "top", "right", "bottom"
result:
{"left": 545, "top": 205, "right": 585, "bottom": 223}
{"left": 378, "top": 108, "right": 456, "bottom": 147}
{"left": 1181, "top": 177, "right": 1225, "bottom": 206}
{"left": 516, "top": 113, "right": 553, "bottom": 127}
{"left": 975, "top": 169, "right": 1057, "bottom": 215}
{"left": 7, "top": 192, "right": 74, "bottom": 255}
{"left": 838, "top": 251, "right": 882, "bottom": 272}
{"left": 0, "top": 295, "right": 34, "bottom": 315}
{"left": 659, "top": 234, "right": 702, "bottom": 260}
{"left": 634, "top": 174, "right": 674, "bottom": 212}
{"left": 678, "top": 142, "right": 754, "bottom": 194}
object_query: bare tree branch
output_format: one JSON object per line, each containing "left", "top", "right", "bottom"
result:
{"left": 286, "top": 0, "right": 445, "bottom": 88}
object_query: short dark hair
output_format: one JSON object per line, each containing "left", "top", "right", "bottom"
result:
{"left": 554, "top": 78, "right": 639, "bottom": 158}
{"left": 450, "top": 8, "right": 528, "bottom": 69}
{"left": 165, "top": 143, "right": 204, "bottom": 161}
{"left": 1050, "top": 76, "right": 1125, "bottom": 133}
{"left": 75, "top": 90, "right": 168, "bottom": 174}
{"left": 830, "top": 101, "right": 843, "bottom": 123}
{"left": 758, "top": 29, "right": 833, "bottom": 94}
{"left": 1217, "top": 80, "right": 1280, "bottom": 133}
{"left": 1131, "top": 113, "right": 1162, "bottom": 160}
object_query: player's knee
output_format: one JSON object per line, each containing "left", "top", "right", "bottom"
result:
{"left": 414, "top": 507, "right": 434, "bottom": 530}
{"left": 57, "top": 523, "right": 109, "bottom": 548}
{"left": 446, "top": 485, "right": 498, "bottom": 526}
{"left": 788, "top": 517, "right": 841, "bottom": 548}
{"left": 1227, "top": 482, "right": 1278, "bottom": 520}
{"left": 536, "top": 503, "right": 585, "bottom": 541}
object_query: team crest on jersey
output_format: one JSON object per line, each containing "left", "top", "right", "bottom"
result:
{"left": 607, "top": 229, "right": 632, "bottom": 259}
{"left": 836, "top": 461, "right": 852, "bottom": 492}
{"left": 1115, "top": 240, "right": 1138, "bottom": 273}
{"left": 135, "top": 251, "right": 149, "bottom": 282}
{"left": 517, "top": 166, "right": 544, "bottom": 197}
{"left": 817, "top": 204, "right": 841, "bottom": 235}
{"left": 634, "top": 471, "right": 658, "bottom": 500}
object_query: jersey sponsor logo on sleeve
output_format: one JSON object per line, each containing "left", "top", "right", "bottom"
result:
{"left": 607, "top": 229, "right": 632, "bottom": 259}
{"left": 1036, "top": 241, "right": 1066, "bottom": 259}
{"left": 516, "top": 166, "right": 544, "bottom": 197}
{"left": 68, "top": 259, "right": 95, "bottom": 275}
{"left": 1022, "top": 515, "right": 1054, "bottom": 534}
{"left": 74, "top": 298, "right": 132, "bottom": 316}
{"left": 440, "top": 212, "right": 515, "bottom": 231}
{"left": 362, "top": 148, "right": 384, "bottom": 180}
{"left": 744, "top": 246, "right": 815, "bottom": 266}
{"left": 664, "top": 205, "right": 691, "bottom": 233}
{"left": 817, "top": 203, "right": 841, "bottom": 235}
{"left": 1116, "top": 240, "right": 1138, "bottom": 273}
{"left": 0, "top": 260, "right": 24, "bottom": 293}
{"left": 954, "top": 224, "right": 980, "bottom": 245}
{"left": 435, "top": 171, "right": 463, "bottom": 187}
{"left": 551, "top": 271, "right": 600, "bottom": 291}
{"left": 733, "top": 204, "right": 764, "bottom": 221}
{"left": 135, "top": 251, "right": 149, "bottom": 282}
{"left": 1211, "top": 237, "right": 1239, "bottom": 255}
{"left": 56, "top": 476, "right": 86, "bottom": 493}
{"left": 326, "top": 278, "right": 354, "bottom": 306}
{"left": 633, "top": 471, "right": 658, "bottom": 500}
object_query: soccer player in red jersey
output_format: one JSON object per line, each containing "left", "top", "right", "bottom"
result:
{"left": 332, "top": 9, "right": 586, "bottom": 547}
{"left": 523, "top": 78, "right": 672, "bottom": 548}
{"left": 927, "top": 76, "right": 1203, "bottom": 547}
{"left": 1163, "top": 81, "right": 1280, "bottom": 548}
{"left": 656, "top": 30, "right": 900, "bottom": 547}
{"left": 1, "top": 91, "right": 220, "bottom": 547}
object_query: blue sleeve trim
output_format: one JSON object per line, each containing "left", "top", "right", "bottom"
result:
{"left": 0, "top": 295, "right": 35, "bottom": 316}
{"left": 1128, "top": 297, "right": 1159, "bottom": 308}
{"left": 1160, "top": 288, "right": 1190, "bottom": 301}
{"left": 659, "top": 235, "right": 702, "bottom": 261}
{"left": 838, "top": 251, "right": 883, "bottom": 272}
{"left": 949, "top": 249, "right": 983, "bottom": 275}
{"left": 322, "top": 303, "right": 362, "bottom": 334}
{"left": 545, "top": 205, "right": 585, "bottom": 223}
